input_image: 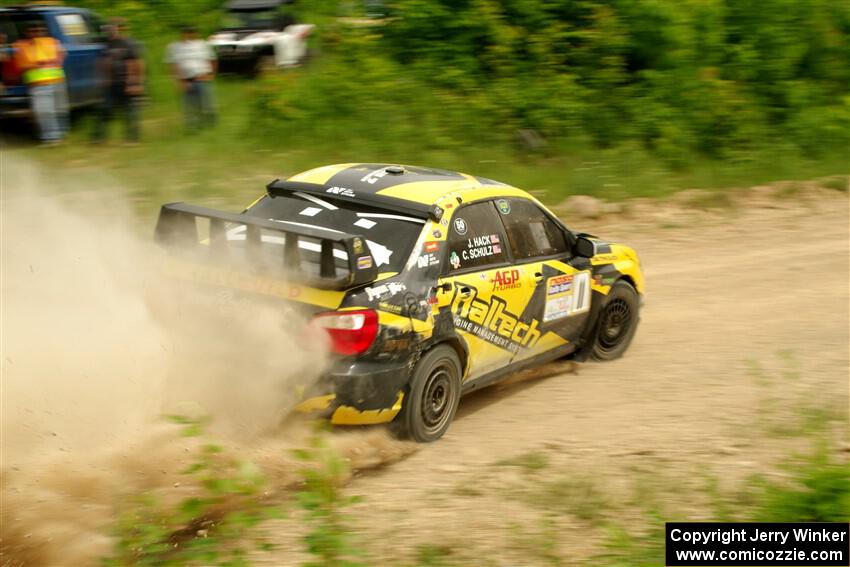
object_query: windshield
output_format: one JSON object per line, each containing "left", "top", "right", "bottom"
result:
{"left": 221, "top": 10, "right": 283, "bottom": 30}
{"left": 245, "top": 193, "right": 424, "bottom": 274}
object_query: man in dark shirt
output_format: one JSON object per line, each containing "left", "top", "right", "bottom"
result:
{"left": 92, "top": 18, "right": 144, "bottom": 143}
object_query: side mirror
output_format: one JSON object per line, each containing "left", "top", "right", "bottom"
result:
{"left": 574, "top": 236, "right": 596, "bottom": 259}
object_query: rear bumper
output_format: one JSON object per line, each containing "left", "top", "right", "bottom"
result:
{"left": 0, "top": 96, "right": 31, "bottom": 118}
{"left": 294, "top": 358, "right": 413, "bottom": 425}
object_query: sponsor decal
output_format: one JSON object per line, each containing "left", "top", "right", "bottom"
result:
{"left": 453, "top": 217, "right": 468, "bottom": 235}
{"left": 449, "top": 251, "right": 461, "bottom": 270}
{"left": 378, "top": 301, "right": 403, "bottom": 314}
{"left": 491, "top": 268, "right": 522, "bottom": 291}
{"left": 357, "top": 255, "right": 374, "bottom": 270}
{"left": 591, "top": 253, "right": 619, "bottom": 264}
{"left": 592, "top": 274, "right": 615, "bottom": 286}
{"left": 326, "top": 186, "right": 356, "bottom": 197}
{"left": 361, "top": 168, "right": 389, "bottom": 184}
{"left": 450, "top": 283, "right": 541, "bottom": 353}
{"left": 440, "top": 218, "right": 449, "bottom": 227}
{"left": 432, "top": 229, "right": 443, "bottom": 239}
{"left": 496, "top": 199, "right": 511, "bottom": 214}
{"left": 424, "top": 241, "right": 440, "bottom": 253}
{"left": 417, "top": 253, "right": 440, "bottom": 268}
{"left": 461, "top": 234, "right": 502, "bottom": 261}
{"left": 365, "top": 282, "right": 407, "bottom": 302}
{"left": 543, "top": 271, "right": 591, "bottom": 322}
{"left": 547, "top": 274, "right": 573, "bottom": 296}
{"left": 352, "top": 238, "right": 364, "bottom": 254}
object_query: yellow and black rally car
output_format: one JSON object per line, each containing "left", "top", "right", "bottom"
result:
{"left": 155, "top": 163, "right": 644, "bottom": 441}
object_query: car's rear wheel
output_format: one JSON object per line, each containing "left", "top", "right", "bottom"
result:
{"left": 394, "top": 345, "right": 462, "bottom": 442}
{"left": 590, "top": 280, "right": 640, "bottom": 361}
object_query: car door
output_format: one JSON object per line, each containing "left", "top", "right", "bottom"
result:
{"left": 494, "top": 198, "right": 593, "bottom": 365}
{"left": 436, "top": 200, "right": 534, "bottom": 381}
{"left": 49, "top": 11, "right": 103, "bottom": 106}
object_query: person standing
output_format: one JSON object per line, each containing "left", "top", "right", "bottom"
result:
{"left": 13, "top": 22, "right": 68, "bottom": 144}
{"left": 92, "top": 18, "right": 144, "bottom": 143}
{"left": 166, "top": 25, "right": 216, "bottom": 131}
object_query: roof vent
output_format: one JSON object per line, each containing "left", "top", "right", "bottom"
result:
{"left": 385, "top": 165, "right": 405, "bottom": 175}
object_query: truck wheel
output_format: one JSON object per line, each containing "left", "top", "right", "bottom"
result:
{"left": 254, "top": 54, "right": 276, "bottom": 76}
{"left": 590, "top": 280, "right": 640, "bottom": 361}
{"left": 394, "top": 345, "right": 461, "bottom": 442}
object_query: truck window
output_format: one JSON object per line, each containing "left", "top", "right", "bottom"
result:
{"left": 55, "top": 13, "right": 94, "bottom": 44}
{"left": 2, "top": 14, "right": 48, "bottom": 42}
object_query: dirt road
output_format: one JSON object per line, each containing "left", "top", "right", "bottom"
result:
{"left": 260, "top": 184, "right": 849, "bottom": 565}
{"left": 2, "top": 173, "right": 847, "bottom": 566}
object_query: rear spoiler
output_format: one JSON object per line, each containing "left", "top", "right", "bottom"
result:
{"left": 154, "top": 202, "right": 379, "bottom": 290}
{"left": 266, "top": 180, "right": 446, "bottom": 222}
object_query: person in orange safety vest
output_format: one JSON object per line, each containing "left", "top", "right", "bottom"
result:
{"left": 13, "top": 22, "right": 69, "bottom": 143}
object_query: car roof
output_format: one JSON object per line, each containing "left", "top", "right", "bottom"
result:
{"left": 287, "top": 163, "right": 532, "bottom": 210}
{"left": 1, "top": 6, "right": 86, "bottom": 14}
{"left": 226, "top": 0, "right": 290, "bottom": 11}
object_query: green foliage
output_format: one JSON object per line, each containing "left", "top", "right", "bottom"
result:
{"left": 253, "top": 0, "right": 849, "bottom": 168}
{"left": 293, "top": 434, "right": 367, "bottom": 567}
{"left": 594, "top": 510, "right": 666, "bottom": 567}
{"left": 102, "top": 415, "right": 282, "bottom": 567}
{"left": 753, "top": 445, "right": 850, "bottom": 523}
{"left": 593, "top": 445, "right": 849, "bottom": 566}
{"left": 51, "top": 0, "right": 226, "bottom": 38}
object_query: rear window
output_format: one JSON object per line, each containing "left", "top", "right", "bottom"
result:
{"left": 0, "top": 14, "right": 47, "bottom": 43}
{"left": 245, "top": 193, "right": 424, "bottom": 273}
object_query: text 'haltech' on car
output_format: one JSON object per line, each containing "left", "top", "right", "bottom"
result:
{"left": 154, "top": 163, "right": 645, "bottom": 442}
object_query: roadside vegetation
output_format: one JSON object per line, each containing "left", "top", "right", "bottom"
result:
{"left": 4, "top": 0, "right": 848, "bottom": 214}
{"left": 99, "top": 352, "right": 848, "bottom": 566}
{"left": 3, "top": 1, "right": 846, "bottom": 564}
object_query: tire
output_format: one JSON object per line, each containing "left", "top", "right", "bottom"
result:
{"left": 253, "top": 54, "right": 276, "bottom": 77}
{"left": 394, "top": 345, "right": 462, "bottom": 442}
{"left": 590, "top": 280, "right": 640, "bottom": 361}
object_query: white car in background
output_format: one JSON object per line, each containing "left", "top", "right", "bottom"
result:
{"left": 208, "top": 0, "right": 313, "bottom": 75}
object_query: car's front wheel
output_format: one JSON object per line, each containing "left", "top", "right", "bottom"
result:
{"left": 590, "top": 280, "right": 640, "bottom": 361}
{"left": 394, "top": 345, "right": 462, "bottom": 442}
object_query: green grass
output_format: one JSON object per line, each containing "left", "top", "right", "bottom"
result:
{"left": 6, "top": 59, "right": 847, "bottom": 230}
{"left": 493, "top": 450, "right": 551, "bottom": 473}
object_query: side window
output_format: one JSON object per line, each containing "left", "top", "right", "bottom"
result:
{"left": 55, "top": 13, "right": 93, "bottom": 44}
{"left": 0, "top": 16, "right": 18, "bottom": 43}
{"left": 9, "top": 16, "right": 48, "bottom": 42}
{"left": 446, "top": 202, "right": 509, "bottom": 272}
{"left": 498, "top": 198, "right": 569, "bottom": 260}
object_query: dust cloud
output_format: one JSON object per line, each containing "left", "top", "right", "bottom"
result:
{"left": 0, "top": 157, "right": 341, "bottom": 565}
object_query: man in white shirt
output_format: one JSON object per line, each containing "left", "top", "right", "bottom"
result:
{"left": 166, "top": 25, "right": 216, "bottom": 131}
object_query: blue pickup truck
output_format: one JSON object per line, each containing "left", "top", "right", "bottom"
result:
{"left": 0, "top": 5, "right": 105, "bottom": 118}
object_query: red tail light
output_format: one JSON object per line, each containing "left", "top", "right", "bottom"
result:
{"left": 312, "top": 309, "right": 378, "bottom": 356}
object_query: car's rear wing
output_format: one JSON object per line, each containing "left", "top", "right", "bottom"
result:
{"left": 154, "top": 202, "right": 379, "bottom": 290}
{"left": 266, "top": 180, "right": 446, "bottom": 222}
